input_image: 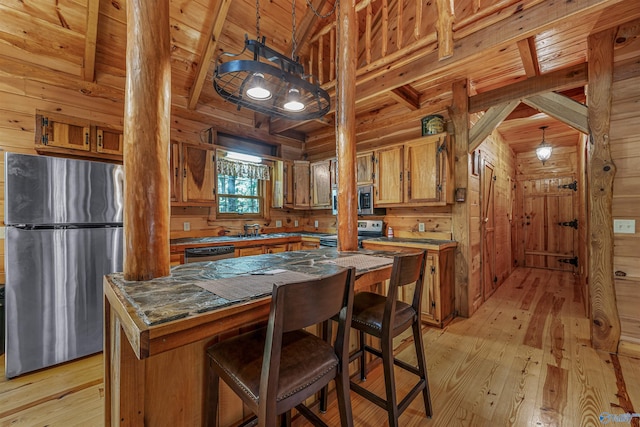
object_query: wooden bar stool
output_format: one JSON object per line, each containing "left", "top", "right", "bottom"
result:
{"left": 349, "top": 251, "right": 432, "bottom": 427}
{"left": 205, "top": 267, "right": 355, "bottom": 427}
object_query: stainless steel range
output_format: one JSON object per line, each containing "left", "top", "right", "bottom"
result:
{"left": 319, "top": 220, "right": 383, "bottom": 247}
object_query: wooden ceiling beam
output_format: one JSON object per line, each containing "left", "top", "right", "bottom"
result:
{"left": 469, "top": 62, "right": 588, "bottom": 113}
{"left": 389, "top": 85, "right": 421, "bottom": 110}
{"left": 82, "top": 0, "right": 99, "bottom": 82}
{"left": 469, "top": 99, "right": 520, "bottom": 152}
{"left": 505, "top": 87, "right": 586, "bottom": 120}
{"left": 354, "top": 0, "right": 614, "bottom": 107}
{"left": 187, "top": 0, "right": 232, "bottom": 110}
{"left": 517, "top": 36, "right": 540, "bottom": 78}
{"left": 522, "top": 92, "right": 589, "bottom": 134}
{"left": 292, "top": 0, "right": 329, "bottom": 57}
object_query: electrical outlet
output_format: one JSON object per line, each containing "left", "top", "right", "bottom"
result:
{"left": 418, "top": 223, "right": 425, "bottom": 232}
{"left": 275, "top": 220, "right": 282, "bottom": 228}
{"left": 183, "top": 222, "right": 190, "bottom": 232}
{"left": 614, "top": 219, "right": 635, "bottom": 234}
{"left": 294, "top": 220, "right": 299, "bottom": 227}
{"left": 314, "top": 220, "right": 319, "bottom": 228}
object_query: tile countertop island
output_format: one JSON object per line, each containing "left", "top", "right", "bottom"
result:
{"left": 103, "top": 247, "right": 404, "bottom": 427}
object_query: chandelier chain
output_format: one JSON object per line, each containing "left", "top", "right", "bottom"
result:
{"left": 292, "top": 0, "right": 297, "bottom": 59}
{"left": 255, "top": 0, "right": 261, "bottom": 40}
{"left": 306, "top": 0, "right": 338, "bottom": 19}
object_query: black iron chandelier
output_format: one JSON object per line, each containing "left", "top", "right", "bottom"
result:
{"left": 213, "top": 0, "right": 330, "bottom": 120}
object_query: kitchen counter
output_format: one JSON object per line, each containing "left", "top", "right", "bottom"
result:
{"left": 169, "top": 231, "right": 331, "bottom": 251}
{"left": 363, "top": 236, "right": 457, "bottom": 250}
{"left": 104, "top": 247, "right": 400, "bottom": 426}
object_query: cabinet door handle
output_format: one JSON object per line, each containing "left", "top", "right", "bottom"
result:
{"left": 183, "top": 168, "right": 187, "bottom": 178}
{"left": 97, "top": 130, "right": 103, "bottom": 148}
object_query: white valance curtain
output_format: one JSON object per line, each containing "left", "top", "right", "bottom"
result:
{"left": 217, "top": 158, "right": 270, "bottom": 180}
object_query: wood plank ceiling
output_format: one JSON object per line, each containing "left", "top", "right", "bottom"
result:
{"left": 2, "top": 0, "right": 639, "bottom": 159}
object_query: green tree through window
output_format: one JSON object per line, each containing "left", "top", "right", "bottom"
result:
{"left": 217, "top": 175, "right": 262, "bottom": 214}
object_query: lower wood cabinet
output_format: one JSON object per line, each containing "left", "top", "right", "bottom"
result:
{"left": 362, "top": 240, "right": 455, "bottom": 328}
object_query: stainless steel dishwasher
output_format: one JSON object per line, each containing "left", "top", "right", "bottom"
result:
{"left": 184, "top": 245, "right": 235, "bottom": 263}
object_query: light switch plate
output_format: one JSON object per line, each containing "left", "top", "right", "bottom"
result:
{"left": 314, "top": 220, "right": 319, "bottom": 228}
{"left": 614, "top": 219, "right": 635, "bottom": 234}
{"left": 418, "top": 223, "right": 425, "bottom": 232}
{"left": 183, "top": 222, "right": 191, "bottom": 232}
{"left": 275, "top": 220, "right": 282, "bottom": 228}
{"left": 294, "top": 220, "right": 299, "bottom": 227}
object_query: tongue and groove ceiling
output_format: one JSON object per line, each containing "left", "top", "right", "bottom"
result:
{"left": 1, "top": 0, "right": 639, "bottom": 158}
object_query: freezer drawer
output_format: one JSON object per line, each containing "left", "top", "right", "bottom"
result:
{"left": 5, "top": 226, "right": 123, "bottom": 378}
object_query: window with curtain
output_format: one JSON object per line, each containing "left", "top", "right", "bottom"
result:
{"left": 217, "top": 155, "right": 270, "bottom": 216}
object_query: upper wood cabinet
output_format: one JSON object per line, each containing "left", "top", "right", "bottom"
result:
{"left": 310, "top": 159, "right": 331, "bottom": 208}
{"left": 35, "top": 111, "right": 123, "bottom": 161}
{"left": 171, "top": 141, "right": 216, "bottom": 205}
{"left": 374, "top": 145, "right": 404, "bottom": 205}
{"left": 356, "top": 151, "right": 375, "bottom": 185}
{"left": 374, "top": 133, "right": 452, "bottom": 207}
{"left": 282, "top": 160, "right": 295, "bottom": 207}
{"left": 271, "top": 160, "right": 284, "bottom": 208}
{"left": 293, "top": 160, "right": 310, "bottom": 209}
{"left": 96, "top": 126, "right": 124, "bottom": 156}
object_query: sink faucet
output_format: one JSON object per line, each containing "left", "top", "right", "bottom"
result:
{"left": 243, "top": 223, "right": 261, "bottom": 237}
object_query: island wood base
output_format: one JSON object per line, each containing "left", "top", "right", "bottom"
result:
{"left": 104, "top": 260, "right": 392, "bottom": 426}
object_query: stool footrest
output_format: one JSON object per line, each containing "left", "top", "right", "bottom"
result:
{"left": 397, "top": 380, "right": 426, "bottom": 414}
{"left": 295, "top": 403, "right": 331, "bottom": 427}
{"left": 350, "top": 381, "right": 388, "bottom": 410}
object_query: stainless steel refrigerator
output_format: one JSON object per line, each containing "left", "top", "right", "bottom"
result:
{"left": 4, "top": 152, "right": 123, "bottom": 378}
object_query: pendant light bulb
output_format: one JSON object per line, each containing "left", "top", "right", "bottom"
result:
{"left": 283, "top": 88, "right": 305, "bottom": 112}
{"left": 246, "top": 73, "right": 272, "bottom": 100}
{"left": 536, "top": 126, "right": 552, "bottom": 165}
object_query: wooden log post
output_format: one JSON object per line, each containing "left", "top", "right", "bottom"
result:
{"left": 449, "top": 80, "right": 471, "bottom": 317}
{"left": 336, "top": 0, "right": 358, "bottom": 252}
{"left": 123, "top": 0, "right": 171, "bottom": 280}
{"left": 587, "top": 28, "right": 620, "bottom": 352}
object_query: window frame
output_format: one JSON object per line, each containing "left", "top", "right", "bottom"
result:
{"left": 215, "top": 150, "right": 269, "bottom": 219}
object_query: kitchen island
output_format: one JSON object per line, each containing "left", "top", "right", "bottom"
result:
{"left": 104, "top": 247, "right": 401, "bottom": 426}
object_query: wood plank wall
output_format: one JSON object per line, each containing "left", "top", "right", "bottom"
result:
{"left": 0, "top": 83, "right": 305, "bottom": 285}
{"left": 0, "top": 84, "right": 125, "bottom": 285}
{"left": 611, "top": 30, "right": 640, "bottom": 353}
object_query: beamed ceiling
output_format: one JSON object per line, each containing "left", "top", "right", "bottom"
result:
{"left": 1, "top": 0, "right": 640, "bottom": 159}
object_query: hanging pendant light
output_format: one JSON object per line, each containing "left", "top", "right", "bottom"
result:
{"left": 245, "top": 73, "right": 272, "bottom": 100}
{"left": 213, "top": 0, "right": 330, "bottom": 120}
{"left": 536, "top": 125, "right": 553, "bottom": 165}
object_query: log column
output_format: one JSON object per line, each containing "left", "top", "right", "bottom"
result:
{"left": 449, "top": 80, "right": 471, "bottom": 317}
{"left": 336, "top": 0, "right": 358, "bottom": 252}
{"left": 587, "top": 28, "right": 620, "bottom": 352}
{"left": 123, "top": 0, "right": 171, "bottom": 280}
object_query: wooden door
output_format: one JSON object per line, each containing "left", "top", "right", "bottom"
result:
{"left": 170, "top": 141, "right": 181, "bottom": 202}
{"left": 374, "top": 145, "right": 403, "bottom": 205}
{"left": 421, "top": 253, "right": 438, "bottom": 325}
{"left": 405, "top": 137, "right": 440, "bottom": 204}
{"left": 96, "top": 126, "right": 124, "bottom": 155}
{"left": 271, "top": 160, "right": 284, "bottom": 208}
{"left": 481, "top": 161, "right": 497, "bottom": 298}
{"left": 37, "top": 113, "right": 91, "bottom": 151}
{"left": 356, "top": 152, "right": 374, "bottom": 185}
{"left": 523, "top": 177, "right": 577, "bottom": 271}
{"left": 310, "top": 160, "right": 331, "bottom": 208}
{"left": 293, "top": 160, "right": 310, "bottom": 208}
{"left": 283, "top": 160, "right": 294, "bottom": 206}
{"left": 182, "top": 144, "right": 216, "bottom": 203}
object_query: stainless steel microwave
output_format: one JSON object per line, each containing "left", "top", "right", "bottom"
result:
{"left": 357, "top": 185, "right": 374, "bottom": 215}
{"left": 331, "top": 185, "right": 376, "bottom": 215}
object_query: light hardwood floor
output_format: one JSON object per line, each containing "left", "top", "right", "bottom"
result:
{"left": 2, "top": 268, "right": 639, "bottom": 426}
